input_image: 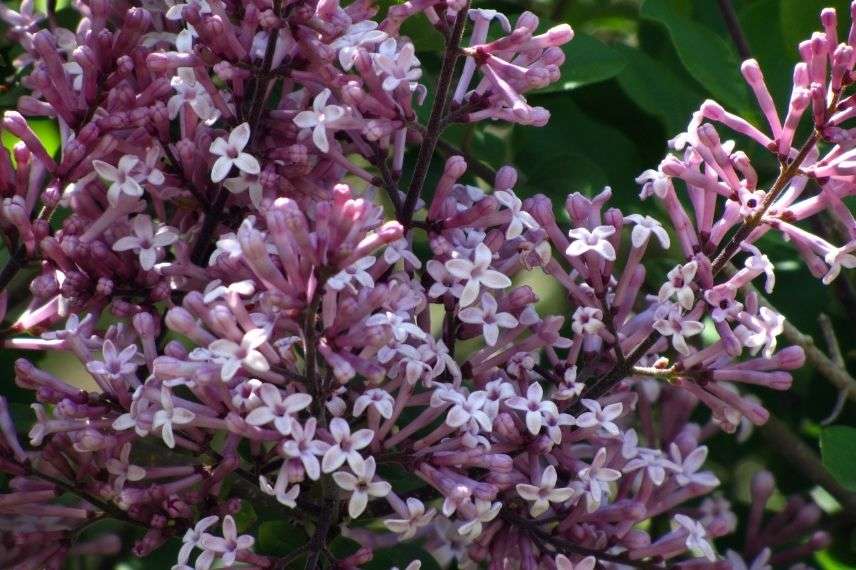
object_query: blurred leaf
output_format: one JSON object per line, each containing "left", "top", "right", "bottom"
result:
{"left": 820, "top": 425, "right": 856, "bottom": 491}
{"left": 515, "top": 95, "right": 642, "bottom": 198}
{"left": 364, "top": 543, "right": 441, "bottom": 570}
{"left": 34, "top": 0, "right": 71, "bottom": 12}
{"left": 234, "top": 502, "right": 257, "bottom": 533}
{"left": 739, "top": 0, "right": 799, "bottom": 105}
{"left": 641, "top": 0, "right": 752, "bottom": 115}
{"left": 1, "top": 118, "right": 60, "bottom": 160}
{"left": 257, "top": 521, "right": 309, "bottom": 557}
{"left": 534, "top": 32, "right": 626, "bottom": 93}
{"left": 780, "top": 1, "right": 851, "bottom": 53}
{"left": 614, "top": 43, "right": 703, "bottom": 134}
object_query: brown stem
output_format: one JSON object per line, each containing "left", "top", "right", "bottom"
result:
{"left": 715, "top": 0, "right": 752, "bottom": 60}
{"left": 399, "top": 4, "right": 470, "bottom": 228}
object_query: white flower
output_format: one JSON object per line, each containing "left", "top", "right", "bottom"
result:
{"left": 733, "top": 307, "right": 784, "bottom": 358}
{"left": 92, "top": 155, "right": 143, "bottom": 206}
{"left": 673, "top": 514, "right": 716, "bottom": 561}
{"left": 625, "top": 214, "right": 670, "bottom": 249}
{"left": 176, "top": 515, "right": 218, "bottom": 568}
{"left": 224, "top": 171, "right": 264, "bottom": 208}
{"left": 566, "top": 226, "right": 616, "bottom": 260}
{"left": 445, "top": 243, "right": 512, "bottom": 307}
{"left": 202, "top": 279, "right": 255, "bottom": 304}
{"left": 384, "top": 238, "right": 422, "bottom": 269}
{"left": 332, "top": 456, "right": 391, "bottom": 518}
{"left": 623, "top": 448, "right": 675, "bottom": 486}
{"left": 668, "top": 443, "right": 720, "bottom": 488}
{"left": 168, "top": 67, "right": 219, "bottom": 124}
{"left": 200, "top": 515, "right": 254, "bottom": 567}
{"left": 542, "top": 408, "right": 575, "bottom": 445}
{"left": 322, "top": 417, "right": 374, "bottom": 473}
{"left": 209, "top": 122, "right": 260, "bottom": 183}
{"left": 658, "top": 261, "right": 697, "bottom": 310}
{"left": 575, "top": 399, "right": 623, "bottom": 437}
{"left": 482, "top": 378, "right": 515, "bottom": 418}
{"left": 281, "top": 418, "right": 329, "bottom": 481}
{"left": 516, "top": 465, "right": 577, "bottom": 517}
{"left": 327, "top": 256, "right": 375, "bottom": 291}
{"left": 425, "top": 259, "right": 463, "bottom": 298}
{"left": 577, "top": 447, "right": 621, "bottom": 512}
{"left": 552, "top": 366, "right": 585, "bottom": 400}
{"left": 207, "top": 328, "right": 270, "bottom": 381}
{"left": 571, "top": 306, "right": 604, "bottom": 336}
{"left": 259, "top": 465, "right": 300, "bottom": 508}
{"left": 244, "top": 384, "right": 312, "bottom": 435}
{"left": 112, "top": 215, "right": 179, "bottom": 270}
{"left": 505, "top": 383, "right": 558, "bottom": 435}
{"left": 384, "top": 497, "right": 436, "bottom": 540}
{"left": 331, "top": 21, "right": 387, "bottom": 70}
{"left": 445, "top": 390, "right": 492, "bottom": 433}
{"left": 106, "top": 443, "right": 146, "bottom": 490}
{"left": 365, "top": 310, "right": 425, "bottom": 342}
{"left": 372, "top": 38, "right": 422, "bottom": 92}
{"left": 152, "top": 387, "right": 195, "bottom": 449}
{"left": 495, "top": 189, "right": 539, "bottom": 239}
{"left": 653, "top": 304, "right": 704, "bottom": 355}
{"left": 165, "top": 0, "right": 210, "bottom": 20}
{"left": 556, "top": 554, "right": 597, "bottom": 570}
{"left": 457, "top": 499, "right": 502, "bottom": 540}
{"left": 458, "top": 293, "right": 518, "bottom": 346}
{"left": 823, "top": 241, "right": 856, "bottom": 284}
{"left": 86, "top": 339, "right": 138, "bottom": 380}
{"left": 353, "top": 388, "right": 395, "bottom": 419}
{"left": 293, "top": 89, "right": 346, "bottom": 153}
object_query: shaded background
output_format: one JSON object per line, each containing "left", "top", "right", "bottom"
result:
{"left": 0, "top": 0, "right": 855, "bottom": 568}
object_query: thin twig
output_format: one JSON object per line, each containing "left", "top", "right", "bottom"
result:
{"left": 399, "top": 4, "right": 470, "bottom": 228}
{"left": 715, "top": 0, "right": 752, "bottom": 60}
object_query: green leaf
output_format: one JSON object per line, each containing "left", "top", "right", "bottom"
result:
{"left": 640, "top": 0, "right": 752, "bottom": 115}
{"left": 364, "top": 543, "right": 441, "bottom": 570}
{"left": 614, "top": 43, "right": 703, "bottom": 135}
{"left": 779, "top": 1, "right": 851, "bottom": 55}
{"left": 257, "top": 521, "right": 310, "bottom": 557}
{"left": 820, "top": 425, "right": 856, "bottom": 491}
{"left": 1, "top": 118, "right": 60, "bottom": 161}
{"left": 514, "top": 96, "right": 642, "bottom": 198}
{"left": 234, "top": 502, "right": 257, "bottom": 533}
{"left": 533, "top": 33, "right": 626, "bottom": 93}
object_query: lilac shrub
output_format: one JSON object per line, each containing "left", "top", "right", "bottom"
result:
{"left": 0, "top": 0, "right": 852, "bottom": 568}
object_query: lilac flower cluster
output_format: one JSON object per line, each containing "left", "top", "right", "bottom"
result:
{"left": 0, "top": 0, "right": 851, "bottom": 568}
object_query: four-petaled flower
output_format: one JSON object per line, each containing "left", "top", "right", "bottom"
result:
{"left": 458, "top": 292, "right": 518, "bottom": 346}
{"left": 457, "top": 498, "right": 502, "bottom": 540}
{"left": 86, "top": 339, "right": 138, "bottom": 380}
{"left": 152, "top": 387, "right": 195, "bottom": 449}
{"left": 328, "top": 256, "right": 376, "bottom": 291}
{"left": 506, "top": 382, "right": 558, "bottom": 435}
{"left": 177, "top": 515, "right": 218, "bottom": 569}
{"left": 823, "top": 241, "right": 856, "bottom": 284}
{"left": 673, "top": 514, "right": 716, "bottom": 561}
{"left": 209, "top": 122, "right": 260, "bottom": 183}
{"left": 653, "top": 304, "right": 704, "bottom": 355}
{"left": 445, "top": 243, "right": 512, "bottom": 307}
{"left": 372, "top": 38, "right": 422, "bottom": 92}
{"left": 281, "top": 418, "right": 329, "bottom": 481}
{"left": 322, "top": 417, "right": 375, "bottom": 473}
{"left": 332, "top": 456, "right": 391, "bottom": 518}
{"left": 556, "top": 554, "right": 597, "bottom": 570}
{"left": 445, "top": 390, "right": 492, "bottom": 433}
{"left": 566, "top": 226, "right": 616, "bottom": 260}
{"left": 658, "top": 261, "right": 698, "bottom": 310}
{"left": 106, "top": 442, "right": 146, "bottom": 490}
{"left": 331, "top": 21, "right": 387, "bottom": 70}
{"left": 93, "top": 155, "right": 144, "bottom": 206}
{"left": 495, "top": 189, "right": 539, "bottom": 239}
{"left": 625, "top": 214, "right": 670, "bottom": 249}
{"left": 207, "top": 328, "right": 270, "bottom": 381}
{"left": 293, "top": 89, "right": 346, "bottom": 153}
{"left": 669, "top": 443, "right": 720, "bottom": 488}
{"left": 384, "top": 497, "right": 436, "bottom": 540}
{"left": 112, "top": 215, "right": 179, "bottom": 270}
{"left": 244, "top": 384, "right": 312, "bottom": 435}
{"left": 353, "top": 388, "right": 395, "bottom": 419}
{"left": 577, "top": 447, "right": 622, "bottom": 512}
{"left": 200, "top": 514, "right": 255, "bottom": 567}
{"left": 575, "top": 399, "right": 623, "bottom": 437}
{"left": 516, "top": 465, "right": 577, "bottom": 517}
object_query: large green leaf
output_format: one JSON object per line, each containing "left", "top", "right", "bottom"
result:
{"left": 534, "top": 32, "right": 626, "bottom": 94}
{"left": 256, "top": 521, "right": 310, "bottom": 557}
{"left": 614, "top": 43, "right": 703, "bottom": 135}
{"left": 640, "top": 0, "right": 752, "bottom": 115}
{"left": 820, "top": 425, "right": 856, "bottom": 492}
{"left": 779, "top": 0, "right": 851, "bottom": 54}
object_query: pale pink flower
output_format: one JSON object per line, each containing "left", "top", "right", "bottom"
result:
{"left": 200, "top": 515, "right": 254, "bottom": 567}
{"left": 566, "top": 226, "right": 616, "bottom": 260}
{"left": 322, "top": 417, "right": 374, "bottom": 473}
{"left": 112, "top": 215, "right": 178, "bottom": 270}
{"left": 457, "top": 293, "right": 518, "bottom": 346}
{"left": 506, "top": 382, "right": 558, "bottom": 435}
{"left": 445, "top": 243, "right": 512, "bottom": 307}
{"left": 209, "top": 122, "right": 260, "bottom": 183}
{"left": 516, "top": 465, "right": 577, "bottom": 516}
{"left": 332, "top": 456, "right": 391, "bottom": 518}
{"left": 244, "top": 384, "right": 312, "bottom": 435}
{"left": 293, "top": 89, "right": 346, "bottom": 153}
